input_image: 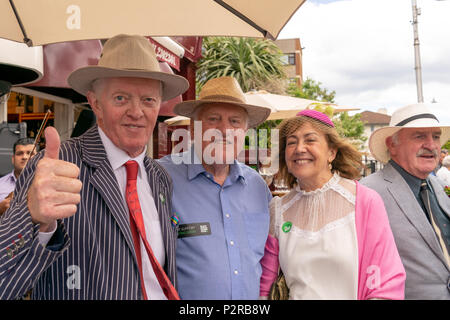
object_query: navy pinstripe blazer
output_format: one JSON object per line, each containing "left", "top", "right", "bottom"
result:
{"left": 0, "top": 126, "right": 177, "bottom": 299}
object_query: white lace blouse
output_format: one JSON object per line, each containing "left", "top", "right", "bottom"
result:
{"left": 270, "top": 173, "right": 359, "bottom": 299}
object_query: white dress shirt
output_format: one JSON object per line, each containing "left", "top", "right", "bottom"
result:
{"left": 98, "top": 127, "right": 166, "bottom": 300}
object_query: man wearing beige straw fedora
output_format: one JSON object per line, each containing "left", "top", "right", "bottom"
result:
{"left": 158, "top": 76, "right": 273, "bottom": 299}
{"left": 0, "top": 34, "right": 189, "bottom": 300}
{"left": 360, "top": 103, "right": 450, "bottom": 299}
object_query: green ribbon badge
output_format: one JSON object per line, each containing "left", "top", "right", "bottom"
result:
{"left": 159, "top": 193, "right": 165, "bottom": 204}
{"left": 282, "top": 221, "right": 292, "bottom": 233}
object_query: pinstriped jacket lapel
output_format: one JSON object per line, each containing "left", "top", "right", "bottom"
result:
{"left": 80, "top": 125, "right": 177, "bottom": 286}
{"left": 80, "top": 127, "right": 135, "bottom": 257}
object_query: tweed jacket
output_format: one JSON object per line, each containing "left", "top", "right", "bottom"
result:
{"left": 360, "top": 163, "right": 450, "bottom": 299}
{"left": 0, "top": 126, "right": 176, "bottom": 299}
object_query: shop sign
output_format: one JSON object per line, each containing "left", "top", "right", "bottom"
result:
{"left": 148, "top": 38, "right": 180, "bottom": 71}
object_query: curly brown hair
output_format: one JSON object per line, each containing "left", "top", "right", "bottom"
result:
{"left": 276, "top": 115, "right": 363, "bottom": 188}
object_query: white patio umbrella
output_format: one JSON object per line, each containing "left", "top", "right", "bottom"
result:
{"left": 164, "top": 90, "right": 360, "bottom": 126}
{"left": 245, "top": 90, "right": 359, "bottom": 120}
{"left": 1, "top": 0, "right": 306, "bottom": 46}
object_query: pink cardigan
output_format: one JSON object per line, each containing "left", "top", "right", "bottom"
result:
{"left": 260, "top": 181, "right": 406, "bottom": 300}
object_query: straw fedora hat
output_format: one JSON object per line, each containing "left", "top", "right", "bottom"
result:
{"left": 369, "top": 103, "right": 450, "bottom": 163}
{"left": 174, "top": 76, "right": 271, "bottom": 128}
{"left": 67, "top": 34, "right": 189, "bottom": 101}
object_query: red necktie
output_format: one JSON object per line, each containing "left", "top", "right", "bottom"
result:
{"left": 124, "top": 160, "right": 180, "bottom": 300}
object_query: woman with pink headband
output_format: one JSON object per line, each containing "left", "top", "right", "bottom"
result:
{"left": 260, "top": 109, "right": 406, "bottom": 300}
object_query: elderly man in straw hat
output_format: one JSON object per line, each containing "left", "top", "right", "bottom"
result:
{"left": 360, "top": 103, "right": 450, "bottom": 299}
{"left": 0, "top": 34, "right": 189, "bottom": 300}
{"left": 158, "top": 76, "right": 272, "bottom": 299}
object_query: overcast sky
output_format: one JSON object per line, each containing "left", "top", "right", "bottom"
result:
{"left": 279, "top": 0, "right": 450, "bottom": 124}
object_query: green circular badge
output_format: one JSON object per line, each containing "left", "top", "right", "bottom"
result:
{"left": 282, "top": 221, "right": 292, "bottom": 233}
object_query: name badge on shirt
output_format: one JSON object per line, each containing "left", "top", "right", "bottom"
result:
{"left": 178, "top": 222, "right": 211, "bottom": 238}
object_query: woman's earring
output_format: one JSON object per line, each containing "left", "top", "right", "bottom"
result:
{"left": 328, "top": 161, "right": 332, "bottom": 171}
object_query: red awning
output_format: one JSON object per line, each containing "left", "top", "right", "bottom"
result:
{"left": 157, "top": 62, "right": 182, "bottom": 117}
{"left": 29, "top": 39, "right": 102, "bottom": 88}
{"left": 148, "top": 37, "right": 181, "bottom": 71}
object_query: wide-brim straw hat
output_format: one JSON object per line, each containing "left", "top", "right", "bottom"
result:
{"left": 174, "top": 76, "right": 271, "bottom": 128}
{"left": 68, "top": 34, "right": 189, "bottom": 101}
{"left": 369, "top": 103, "right": 450, "bottom": 163}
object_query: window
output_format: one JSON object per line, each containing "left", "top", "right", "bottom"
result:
{"left": 281, "top": 53, "right": 295, "bottom": 65}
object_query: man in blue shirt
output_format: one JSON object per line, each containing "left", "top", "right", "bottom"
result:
{"left": 158, "top": 76, "right": 272, "bottom": 299}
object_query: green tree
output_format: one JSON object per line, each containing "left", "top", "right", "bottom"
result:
{"left": 305, "top": 104, "right": 367, "bottom": 149}
{"left": 334, "top": 112, "right": 367, "bottom": 149}
{"left": 286, "top": 78, "right": 366, "bottom": 149}
{"left": 443, "top": 140, "right": 450, "bottom": 150}
{"left": 287, "top": 77, "right": 336, "bottom": 103}
{"left": 196, "top": 37, "right": 286, "bottom": 93}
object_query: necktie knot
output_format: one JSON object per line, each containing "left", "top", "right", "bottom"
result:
{"left": 125, "top": 160, "right": 138, "bottom": 181}
{"left": 420, "top": 180, "right": 428, "bottom": 191}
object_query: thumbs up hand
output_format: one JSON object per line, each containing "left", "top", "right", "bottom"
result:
{"left": 28, "top": 127, "right": 82, "bottom": 232}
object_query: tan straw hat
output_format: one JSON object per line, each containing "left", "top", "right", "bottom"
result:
{"left": 369, "top": 103, "right": 450, "bottom": 163}
{"left": 174, "top": 76, "right": 271, "bottom": 128}
{"left": 67, "top": 34, "right": 189, "bottom": 101}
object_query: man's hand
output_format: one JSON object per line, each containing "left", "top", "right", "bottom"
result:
{"left": 27, "top": 127, "right": 82, "bottom": 232}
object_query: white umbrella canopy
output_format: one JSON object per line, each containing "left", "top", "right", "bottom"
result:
{"left": 245, "top": 90, "right": 359, "bottom": 120}
{"left": 164, "top": 90, "right": 360, "bottom": 126}
{"left": 1, "top": 0, "right": 306, "bottom": 46}
{"left": 165, "top": 115, "right": 193, "bottom": 126}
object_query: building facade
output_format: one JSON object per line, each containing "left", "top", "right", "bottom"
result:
{"left": 360, "top": 109, "right": 391, "bottom": 176}
{"left": 273, "top": 38, "right": 303, "bottom": 87}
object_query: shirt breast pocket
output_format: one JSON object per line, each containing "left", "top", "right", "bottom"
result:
{"left": 242, "top": 211, "right": 269, "bottom": 259}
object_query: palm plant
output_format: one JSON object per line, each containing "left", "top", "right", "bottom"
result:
{"left": 196, "top": 37, "right": 286, "bottom": 94}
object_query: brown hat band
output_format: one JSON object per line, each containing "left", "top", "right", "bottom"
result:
{"left": 200, "top": 94, "right": 245, "bottom": 104}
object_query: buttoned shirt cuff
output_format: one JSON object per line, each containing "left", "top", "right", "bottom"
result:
{"left": 38, "top": 222, "right": 58, "bottom": 246}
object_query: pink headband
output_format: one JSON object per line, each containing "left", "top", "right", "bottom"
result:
{"left": 296, "top": 109, "right": 335, "bottom": 128}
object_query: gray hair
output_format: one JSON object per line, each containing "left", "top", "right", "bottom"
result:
{"left": 91, "top": 78, "right": 106, "bottom": 96}
{"left": 385, "top": 131, "right": 400, "bottom": 159}
{"left": 390, "top": 131, "right": 400, "bottom": 146}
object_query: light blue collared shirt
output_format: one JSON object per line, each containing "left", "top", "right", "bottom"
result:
{"left": 158, "top": 148, "right": 271, "bottom": 299}
{"left": 0, "top": 171, "right": 16, "bottom": 200}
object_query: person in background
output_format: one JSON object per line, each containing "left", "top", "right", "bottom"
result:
{"left": 0, "top": 138, "right": 37, "bottom": 215}
{"left": 436, "top": 155, "right": 450, "bottom": 186}
{"left": 158, "top": 76, "right": 272, "bottom": 299}
{"left": 361, "top": 103, "right": 450, "bottom": 299}
{"left": 260, "top": 109, "right": 405, "bottom": 300}
{"left": 0, "top": 34, "right": 189, "bottom": 299}
{"left": 432, "top": 149, "right": 448, "bottom": 176}
{"left": 436, "top": 156, "right": 450, "bottom": 186}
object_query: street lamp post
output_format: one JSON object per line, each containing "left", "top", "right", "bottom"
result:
{"left": 411, "top": 0, "right": 424, "bottom": 103}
